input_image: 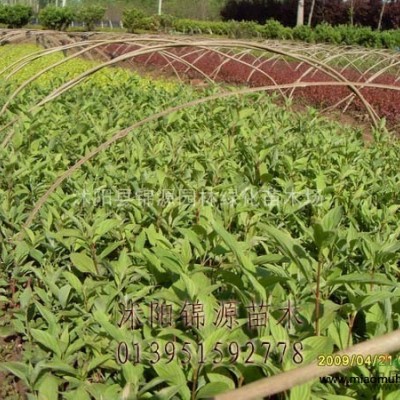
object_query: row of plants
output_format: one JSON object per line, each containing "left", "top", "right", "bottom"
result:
{"left": 0, "top": 4, "right": 106, "bottom": 32}
{"left": 121, "top": 10, "right": 400, "bottom": 49}
{"left": 102, "top": 43, "right": 400, "bottom": 128}
{"left": 116, "top": 9, "right": 400, "bottom": 49}
{"left": 122, "top": 13, "right": 397, "bottom": 50}
{"left": 39, "top": 5, "right": 106, "bottom": 32}
{"left": 1, "top": 4, "right": 400, "bottom": 50}
{"left": 0, "top": 43, "right": 399, "bottom": 399}
{"left": 175, "top": 19, "right": 400, "bottom": 49}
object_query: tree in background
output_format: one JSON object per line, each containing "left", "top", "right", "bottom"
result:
{"left": 0, "top": 3, "right": 33, "bottom": 28}
{"left": 378, "top": 0, "right": 386, "bottom": 30}
{"left": 39, "top": 5, "right": 74, "bottom": 30}
{"left": 122, "top": 7, "right": 145, "bottom": 33}
{"left": 77, "top": 4, "right": 106, "bottom": 30}
{"left": 220, "top": 0, "right": 399, "bottom": 29}
{"left": 221, "top": 1, "right": 282, "bottom": 24}
{"left": 308, "top": 0, "right": 316, "bottom": 25}
{"left": 308, "top": 1, "right": 341, "bottom": 25}
{"left": 384, "top": 0, "right": 400, "bottom": 29}
{"left": 296, "top": 0, "right": 304, "bottom": 25}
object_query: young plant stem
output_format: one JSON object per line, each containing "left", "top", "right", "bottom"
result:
{"left": 370, "top": 265, "right": 375, "bottom": 291}
{"left": 348, "top": 312, "right": 356, "bottom": 348}
{"left": 90, "top": 242, "right": 100, "bottom": 274}
{"left": 315, "top": 255, "right": 323, "bottom": 336}
{"left": 191, "top": 366, "right": 200, "bottom": 400}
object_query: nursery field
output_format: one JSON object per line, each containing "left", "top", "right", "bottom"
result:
{"left": 2, "top": 29, "right": 398, "bottom": 129}
{"left": 0, "top": 32, "right": 400, "bottom": 400}
{"left": 101, "top": 42, "right": 400, "bottom": 128}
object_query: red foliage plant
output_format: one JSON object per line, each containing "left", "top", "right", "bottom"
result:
{"left": 103, "top": 43, "right": 400, "bottom": 128}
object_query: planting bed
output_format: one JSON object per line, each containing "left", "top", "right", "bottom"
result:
{"left": 1, "top": 30, "right": 399, "bottom": 130}
{"left": 102, "top": 43, "right": 400, "bottom": 128}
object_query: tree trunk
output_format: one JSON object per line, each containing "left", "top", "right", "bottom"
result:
{"left": 349, "top": 0, "right": 354, "bottom": 26}
{"left": 297, "top": 0, "right": 305, "bottom": 26}
{"left": 378, "top": 1, "right": 386, "bottom": 30}
{"left": 308, "top": 0, "right": 316, "bottom": 26}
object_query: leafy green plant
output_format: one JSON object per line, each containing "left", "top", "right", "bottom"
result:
{"left": 152, "top": 13, "right": 176, "bottom": 33}
{"left": 122, "top": 8, "right": 146, "bottom": 34}
{"left": 292, "top": 25, "right": 314, "bottom": 42}
{"left": 120, "top": 16, "right": 400, "bottom": 49}
{"left": 262, "top": 19, "right": 288, "bottom": 40}
{"left": 76, "top": 5, "right": 106, "bottom": 32}
{"left": 0, "top": 4, "right": 32, "bottom": 28}
{"left": 314, "top": 23, "right": 343, "bottom": 44}
{"left": 39, "top": 6, "right": 74, "bottom": 31}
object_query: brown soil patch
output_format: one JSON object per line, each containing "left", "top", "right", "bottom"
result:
{"left": 0, "top": 335, "right": 26, "bottom": 399}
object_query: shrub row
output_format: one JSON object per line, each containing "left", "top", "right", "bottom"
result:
{"left": 39, "top": 5, "right": 106, "bottom": 31}
{"left": 170, "top": 18, "right": 400, "bottom": 49}
{"left": 122, "top": 9, "right": 400, "bottom": 49}
{"left": 0, "top": 4, "right": 399, "bottom": 50}
{"left": 0, "top": 4, "right": 106, "bottom": 32}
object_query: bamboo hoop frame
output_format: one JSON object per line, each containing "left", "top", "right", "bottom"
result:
{"left": 2, "top": 36, "right": 399, "bottom": 149}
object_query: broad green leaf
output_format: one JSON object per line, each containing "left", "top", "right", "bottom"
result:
{"left": 181, "top": 273, "right": 198, "bottom": 299}
{"left": 328, "top": 273, "right": 399, "bottom": 287}
{"left": 70, "top": 253, "right": 97, "bottom": 275}
{"left": 360, "top": 291, "right": 396, "bottom": 308}
{"left": 212, "top": 220, "right": 255, "bottom": 273}
{"left": 93, "top": 310, "right": 125, "bottom": 342}
{"left": 153, "top": 362, "right": 190, "bottom": 399}
{"left": 31, "top": 329, "right": 62, "bottom": 358}
{"left": 121, "top": 363, "right": 143, "bottom": 385}
{"left": 37, "top": 373, "right": 59, "bottom": 400}
{"left": 290, "top": 382, "right": 312, "bottom": 400}
{"left": 381, "top": 392, "right": 400, "bottom": 400}
{"left": 207, "top": 372, "right": 235, "bottom": 390}
{"left": 0, "top": 326, "right": 16, "bottom": 337}
{"left": 40, "top": 361, "right": 76, "bottom": 376}
{"left": 312, "top": 223, "right": 335, "bottom": 251}
{"left": 86, "top": 355, "right": 112, "bottom": 374}
{"left": 253, "top": 254, "right": 290, "bottom": 265}
{"left": 321, "top": 206, "right": 342, "bottom": 231}
{"left": 64, "top": 387, "right": 91, "bottom": 400}
{"left": 94, "top": 219, "right": 121, "bottom": 240}
{"left": 196, "top": 382, "right": 230, "bottom": 398}
{"left": 0, "top": 362, "right": 30, "bottom": 387}
{"left": 301, "top": 336, "right": 334, "bottom": 365}
{"left": 58, "top": 285, "right": 71, "bottom": 308}
{"left": 262, "top": 225, "right": 314, "bottom": 280}
{"left": 62, "top": 271, "right": 83, "bottom": 294}
{"left": 328, "top": 319, "right": 351, "bottom": 350}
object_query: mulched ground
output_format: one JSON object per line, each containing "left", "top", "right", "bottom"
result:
{"left": 0, "top": 335, "right": 26, "bottom": 399}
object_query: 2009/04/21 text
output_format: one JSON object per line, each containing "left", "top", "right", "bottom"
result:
{"left": 318, "top": 353, "right": 400, "bottom": 367}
